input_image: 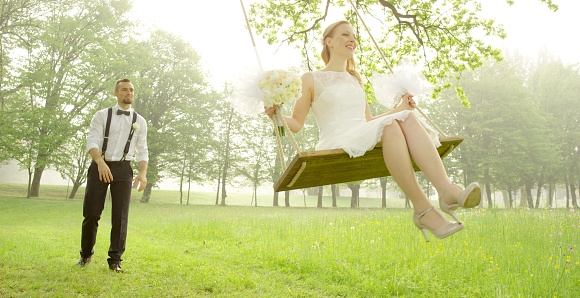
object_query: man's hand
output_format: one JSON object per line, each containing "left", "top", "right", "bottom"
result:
{"left": 96, "top": 160, "right": 113, "bottom": 183}
{"left": 133, "top": 172, "right": 147, "bottom": 192}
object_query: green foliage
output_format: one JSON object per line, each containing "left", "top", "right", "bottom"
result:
{"left": 248, "top": 0, "right": 517, "bottom": 102}
{"left": 528, "top": 58, "right": 580, "bottom": 186}
{"left": 424, "top": 53, "right": 577, "bottom": 207}
{"left": 0, "top": 0, "right": 136, "bottom": 196}
{"left": 122, "top": 29, "right": 213, "bottom": 198}
{"left": 0, "top": 0, "right": 220, "bottom": 199}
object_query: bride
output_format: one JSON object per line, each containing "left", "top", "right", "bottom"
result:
{"left": 265, "top": 20, "right": 481, "bottom": 241}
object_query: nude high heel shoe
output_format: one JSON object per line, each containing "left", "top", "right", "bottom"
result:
{"left": 413, "top": 207, "right": 464, "bottom": 242}
{"left": 439, "top": 182, "right": 482, "bottom": 223}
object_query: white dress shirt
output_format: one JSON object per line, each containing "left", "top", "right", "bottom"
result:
{"left": 86, "top": 104, "right": 149, "bottom": 162}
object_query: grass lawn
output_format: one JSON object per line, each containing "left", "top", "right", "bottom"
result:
{"left": 0, "top": 184, "right": 578, "bottom": 297}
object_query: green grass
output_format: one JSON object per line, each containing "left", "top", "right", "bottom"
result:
{"left": 0, "top": 185, "right": 578, "bottom": 297}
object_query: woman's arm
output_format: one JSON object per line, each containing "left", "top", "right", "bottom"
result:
{"left": 366, "top": 93, "right": 415, "bottom": 121}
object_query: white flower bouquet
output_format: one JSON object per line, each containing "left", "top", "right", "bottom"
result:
{"left": 257, "top": 69, "right": 301, "bottom": 136}
{"left": 258, "top": 69, "right": 302, "bottom": 108}
{"left": 132, "top": 123, "right": 140, "bottom": 131}
{"left": 230, "top": 68, "right": 302, "bottom": 136}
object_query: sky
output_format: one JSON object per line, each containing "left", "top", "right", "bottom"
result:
{"left": 130, "top": 0, "right": 580, "bottom": 89}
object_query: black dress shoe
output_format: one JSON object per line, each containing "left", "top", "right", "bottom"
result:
{"left": 109, "top": 263, "right": 123, "bottom": 272}
{"left": 77, "top": 257, "right": 91, "bottom": 267}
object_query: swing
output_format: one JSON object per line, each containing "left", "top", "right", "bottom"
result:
{"left": 274, "top": 136, "right": 463, "bottom": 192}
{"left": 238, "top": 0, "right": 463, "bottom": 192}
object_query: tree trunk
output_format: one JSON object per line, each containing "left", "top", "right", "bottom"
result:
{"left": 518, "top": 188, "right": 527, "bottom": 208}
{"left": 141, "top": 184, "right": 152, "bottom": 203}
{"left": 69, "top": 164, "right": 87, "bottom": 199}
{"left": 27, "top": 167, "right": 33, "bottom": 198}
{"left": 483, "top": 168, "right": 492, "bottom": 208}
{"left": 380, "top": 177, "right": 387, "bottom": 208}
{"left": 187, "top": 180, "right": 191, "bottom": 205}
{"left": 179, "top": 176, "right": 184, "bottom": 205}
{"left": 29, "top": 165, "right": 46, "bottom": 197}
{"left": 273, "top": 192, "right": 279, "bottom": 206}
{"left": 140, "top": 153, "right": 160, "bottom": 203}
{"left": 525, "top": 182, "right": 534, "bottom": 208}
{"left": 535, "top": 175, "right": 544, "bottom": 208}
{"left": 179, "top": 158, "right": 185, "bottom": 205}
{"left": 219, "top": 110, "right": 234, "bottom": 206}
{"left": 331, "top": 184, "right": 337, "bottom": 207}
{"left": 284, "top": 191, "right": 290, "bottom": 207}
{"left": 501, "top": 190, "right": 510, "bottom": 208}
{"left": 253, "top": 186, "right": 258, "bottom": 206}
{"left": 220, "top": 160, "right": 228, "bottom": 206}
{"left": 68, "top": 182, "right": 82, "bottom": 199}
{"left": 485, "top": 182, "right": 492, "bottom": 208}
{"left": 317, "top": 186, "right": 323, "bottom": 208}
{"left": 547, "top": 182, "right": 554, "bottom": 209}
{"left": 347, "top": 184, "right": 360, "bottom": 208}
{"left": 215, "top": 173, "right": 221, "bottom": 205}
{"left": 570, "top": 180, "right": 578, "bottom": 208}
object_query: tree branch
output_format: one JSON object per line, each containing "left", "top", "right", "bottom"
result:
{"left": 377, "top": 0, "right": 424, "bottom": 45}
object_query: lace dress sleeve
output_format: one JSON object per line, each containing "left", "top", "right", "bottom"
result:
{"left": 311, "top": 71, "right": 324, "bottom": 103}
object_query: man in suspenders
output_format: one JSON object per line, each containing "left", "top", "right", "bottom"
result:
{"left": 78, "top": 78, "right": 149, "bottom": 272}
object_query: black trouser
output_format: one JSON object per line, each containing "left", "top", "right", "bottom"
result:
{"left": 80, "top": 161, "right": 133, "bottom": 265}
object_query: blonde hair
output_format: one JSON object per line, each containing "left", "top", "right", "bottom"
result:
{"left": 321, "top": 20, "right": 362, "bottom": 84}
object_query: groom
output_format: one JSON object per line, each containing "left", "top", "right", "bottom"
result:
{"left": 77, "top": 78, "right": 149, "bottom": 272}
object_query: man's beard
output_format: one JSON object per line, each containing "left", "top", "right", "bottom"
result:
{"left": 123, "top": 98, "right": 133, "bottom": 104}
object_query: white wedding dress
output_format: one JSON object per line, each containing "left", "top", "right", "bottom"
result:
{"left": 310, "top": 70, "right": 438, "bottom": 158}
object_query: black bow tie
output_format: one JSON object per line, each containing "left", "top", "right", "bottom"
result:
{"left": 117, "top": 109, "right": 130, "bottom": 116}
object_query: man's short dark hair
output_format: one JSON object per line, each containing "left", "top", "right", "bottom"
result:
{"left": 115, "top": 78, "right": 132, "bottom": 91}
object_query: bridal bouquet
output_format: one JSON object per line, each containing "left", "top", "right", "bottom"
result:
{"left": 230, "top": 68, "right": 301, "bottom": 136}
{"left": 258, "top": 69, "right": 302, "bottom": 108}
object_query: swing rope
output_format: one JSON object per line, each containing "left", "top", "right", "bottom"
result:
{"left": 239, "top": 0, "right": 303, "bottom": 172}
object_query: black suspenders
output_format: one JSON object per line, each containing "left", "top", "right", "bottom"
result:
{"left": 101, "top": 108, "right": 113, "bottom": 158}
{"left": 123, "top": 112, "right": 138, "bottom": 161}
{"left": 101, "top": 107, "right": 138, "bottom": 161}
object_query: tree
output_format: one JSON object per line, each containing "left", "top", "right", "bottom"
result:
{"left": 235, "top": 115, "right": 278, "bottom": 206}
{"left": 13, "top": 0, "right": 134, "bottom": 197}
{"left": 126, "top": 29, "right": 214, "bottom": 203}
{"left": 426, "top": 52, "right": 563, "bottom": 209}
{"left": 528, "top": 58, "right": 580, "bottom": 208}
{"left": 54, "top": 131, "right": 91, "bottom": 199}
{"left": 248, "top": 0, "right": 556, "bottom": 104}
{"left": 161, "top": 88, "right": 219, "bottom": 205}
{"left": 0, "top": 0, "right": 46, "bottom": 113}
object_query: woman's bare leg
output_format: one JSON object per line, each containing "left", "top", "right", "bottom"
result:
{"left": 381, "top": 121, "right": 446, "bottom": 228}
{"left": 397, "top": 113, "right": 461, "bottom": 204}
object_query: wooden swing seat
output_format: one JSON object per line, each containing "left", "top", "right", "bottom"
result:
{"left": 274, "top": 136, "right": 463, "bottom": 192}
